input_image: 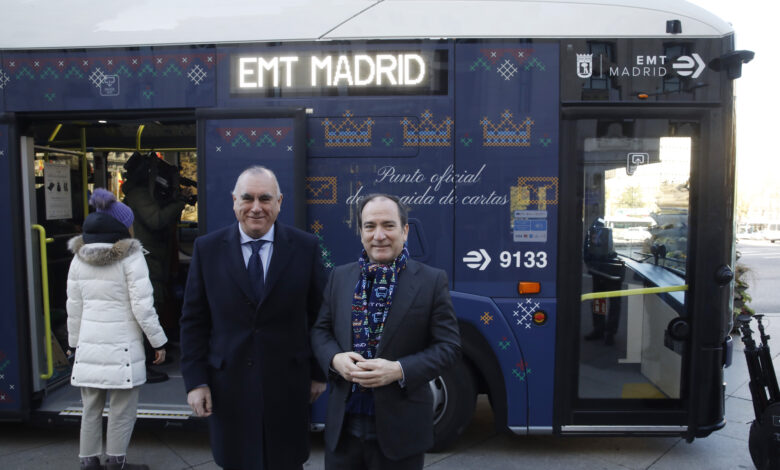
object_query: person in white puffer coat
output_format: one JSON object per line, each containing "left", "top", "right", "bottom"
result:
{"left": 67, "top": 188, "right": 167, "bottom": 470}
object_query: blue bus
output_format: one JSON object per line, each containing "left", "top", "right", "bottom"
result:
{"left": 0, "top": 0, "right": 751, "bottom": 448}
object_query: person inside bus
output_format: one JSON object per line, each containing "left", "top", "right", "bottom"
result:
{"left": 311, "top": 193, "right": 461, "bottom": 470}
{"left": 180, "top": 166, "right": 327, "bottom": 470}
{"left": 66, "top": 188, "right": 167, "bottom": 470}
{"left": 583, "top": 217, "right": 625, "bottom": 345}
{"left": 122, "top": 152, "right": 191, "bottom": 383}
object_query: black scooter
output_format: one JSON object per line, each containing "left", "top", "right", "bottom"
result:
{"left": 737, "top": 313, "right": 780, "bottom": 469}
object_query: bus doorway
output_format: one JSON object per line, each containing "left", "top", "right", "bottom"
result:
{"left": 558, "top": 111, "right": 729, "bottom": 437}
{"left": 18, "top": 114, "right": 198, "bottom": 424}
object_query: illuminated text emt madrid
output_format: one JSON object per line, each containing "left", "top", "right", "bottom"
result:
{"left": 237, "top": 53, "right": 427, "bottom": 88}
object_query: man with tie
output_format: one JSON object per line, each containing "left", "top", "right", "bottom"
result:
{"left": 311, "top": 193, "right": 461, "bottom": 470}
{"left": 180, "top": 166, "right": 327, "bottom": 470}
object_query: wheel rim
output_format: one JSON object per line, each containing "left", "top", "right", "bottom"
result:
{"left": 429, "top": 376, "right": 449, "bottom": 425}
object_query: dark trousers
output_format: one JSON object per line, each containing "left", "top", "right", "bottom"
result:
{"left": 325, "top": 414, "right": 424, "bottom": 470}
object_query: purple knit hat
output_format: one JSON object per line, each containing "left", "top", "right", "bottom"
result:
{"left": 89, "top": 188, "right": 134, "bottom": 228}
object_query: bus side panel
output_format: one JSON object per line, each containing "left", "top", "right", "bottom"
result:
{"left": 495, "top": 298, "right": 556, "bottom": 431}
{"left": 452, "top": 38, "right": 559, "bottom": 433}
{"left": 0, "top": 123, "right": 24, "bottom": 417}
{"left": 2, "top": 47, "right": 216, "bottom": 112}
{"left": 451, "top": 293, "right": 527, "bottom": 429}
{"left": 453, "top": 41, "right": 559, "bottom": 297}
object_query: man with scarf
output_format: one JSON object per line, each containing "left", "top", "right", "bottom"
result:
{"left": 312, "top": 193, "right": 461, "bottom": 470}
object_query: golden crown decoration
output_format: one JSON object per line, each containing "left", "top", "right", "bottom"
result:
{"left": 400, "top": 110, "right": 453, "bottom": 147}
{"left": 480, "top": 110, "right": 534, "bottom": 147}
{"left": 321, "top": 111, "right": 374, "bottom": 147}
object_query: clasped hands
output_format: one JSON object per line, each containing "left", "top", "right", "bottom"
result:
{"left": 331, "top": 351, "right": 403, "bottom": 388}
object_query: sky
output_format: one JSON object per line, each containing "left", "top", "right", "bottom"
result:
{"left": 686, "top": 1, "right": 777, "bottom": 214}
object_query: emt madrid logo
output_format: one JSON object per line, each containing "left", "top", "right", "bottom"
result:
{"left": 576, "top": 52, "right": 706, "bottom": 79}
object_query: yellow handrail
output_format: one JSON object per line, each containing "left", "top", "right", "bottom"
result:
{"left": 32, "top": 224, "right": 54, "bottom": 380}
{"left": 47, "top": 123, "right": 63, "bottom": 143}
{"left": 136, "top": 124, "right": 145, "bottom": 151}
{"left": 581, "top": 285, "right": 688, "bottom": 301}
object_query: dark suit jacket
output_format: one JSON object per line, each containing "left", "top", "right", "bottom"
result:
{"left": 180, "top": 221, "right": 326, "bottom": 470}
{"left": 311, "top": 259, "right": 461, "bottom": 460}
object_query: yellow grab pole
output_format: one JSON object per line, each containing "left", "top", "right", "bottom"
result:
{"left": 136, "top": 124, "right": 145, "bottom": 151}
{"left": 31, "top": 224, "right": 54, "bottom": 380}
{"left": 581, "top": 285, "right": 688, "bottom": 302}
{"left": 47, "top": 123, "right": 63, "bottom": 144}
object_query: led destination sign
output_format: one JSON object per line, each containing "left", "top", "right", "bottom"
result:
{"left": 230, "top": 50, "right": 446, "bottom": 96}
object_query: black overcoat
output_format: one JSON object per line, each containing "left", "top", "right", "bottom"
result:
{"left": 311, "top": 259, "right": 461, "bottom": 460}
{"left": 180, "top": 221, "right": 325, "bottom": 469}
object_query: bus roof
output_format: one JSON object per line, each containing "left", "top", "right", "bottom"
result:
{"left": 0, "top": 0, "right": 732, "bottom": 50}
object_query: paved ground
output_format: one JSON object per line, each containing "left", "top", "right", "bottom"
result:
{"left": 1, "top": 312, "right": 769, "bottom": 470}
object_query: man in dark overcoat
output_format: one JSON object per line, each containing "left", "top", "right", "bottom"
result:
{"left": 311, "top": 193, "right": 461, "bottom": 470}
{"left": 180, "top": 166, "right": 326, "bottom": 470}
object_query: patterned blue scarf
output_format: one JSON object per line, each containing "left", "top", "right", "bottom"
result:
{"left": 351, "top": 245, "right": 409, "bottom": 361}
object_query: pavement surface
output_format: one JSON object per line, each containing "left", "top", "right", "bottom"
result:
{"left": 2, "top": 315, "right": 775, "bottom": 470}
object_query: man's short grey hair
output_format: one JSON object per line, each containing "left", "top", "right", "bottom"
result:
{"left": 232, "top": 166, "right": 282, "bottom": 197}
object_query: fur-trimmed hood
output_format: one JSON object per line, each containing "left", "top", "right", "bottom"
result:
{"left": 68, "top": 236, "right": 142, "bottom": 266}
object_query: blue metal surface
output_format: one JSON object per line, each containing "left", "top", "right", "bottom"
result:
{"left": 452, "top": 292, "right": 529, "bottom": 428}
{"left": 0, "top": 124, "right": 21, "bottom": 413}
{"left": 1, "top": 46, "right": 216, "bottom": 111}
{"left": 494, "top": 298, "right": 556, "bottom": 429}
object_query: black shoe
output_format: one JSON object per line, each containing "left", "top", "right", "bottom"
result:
{"left": 80, "top": 456, "right": 102, "bottom": 470}
{"left": 605, "top": 334, "right": 615, "bottom": 346}
{"left": 146, "top": 366, "right": 169, "bottom": 383}
{"left": 584, "top": 330, "right": 603, "bottom": 341}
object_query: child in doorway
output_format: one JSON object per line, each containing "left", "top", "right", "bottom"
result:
{"left": 66, "top": 188, "right": 167, "bottom": 470}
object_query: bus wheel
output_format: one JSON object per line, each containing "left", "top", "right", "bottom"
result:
{"left": 429, "top": 357, "right": 477, "bottom": 451}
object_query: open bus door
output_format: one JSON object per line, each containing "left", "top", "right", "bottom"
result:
{"left": 0, "top": 117, "right": 31, "bottom": 420}
{"left": 16, "top": 133, "right": 94, "bottom": 423}
{"left": 557, "top": 110, "right": 732, "bottom": 438}
{"left": 11, "top": 116, "right": 203, "bottom": 425}
{"left": 0, "top": 129, "right": 91, "bottom": 422}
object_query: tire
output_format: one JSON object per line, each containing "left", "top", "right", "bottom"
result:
{"left": 429, "top": 357, "right": 478, "bottom": 452}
